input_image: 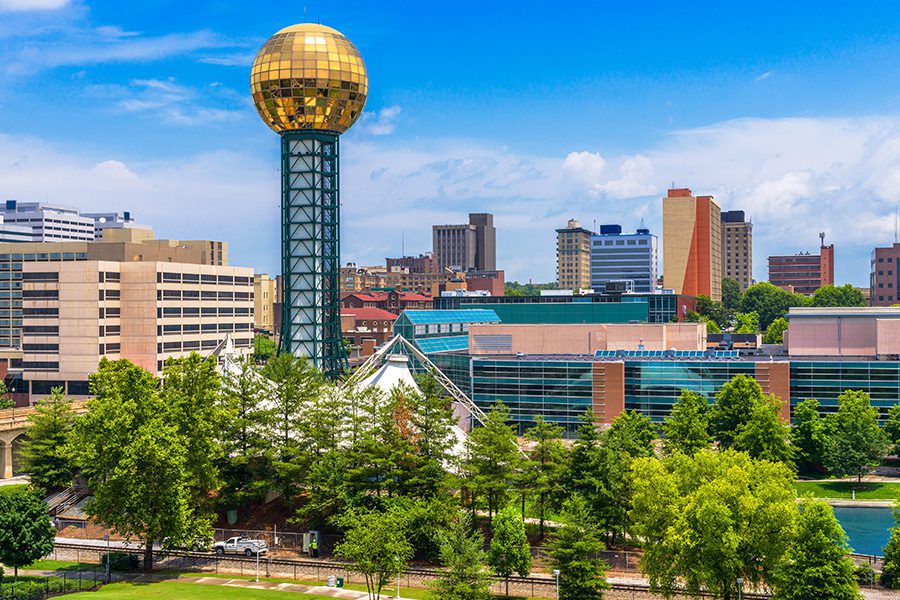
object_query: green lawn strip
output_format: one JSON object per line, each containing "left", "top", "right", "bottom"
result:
{"left": 794, "top": 481, "right": 900, "bottom": 500}
{"left": 0, "top": 484, "right": 29, "bottom": 495}
{"left": 63, "top": 581, "right": 331, "bottom": 599}
{"left": 22, "top": 559, "right": 98, "bottom": 572}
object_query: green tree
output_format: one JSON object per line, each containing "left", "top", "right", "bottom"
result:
{"left": 695, "top": 295, "right": 731, "bottom": 329}
{"left": 792, "top": 399, "right": 828, "bottom": 474}
{"left": 733, "top": 394, "right": 794, "bottom": 465}
{"left": 823, "top": 390, "right": 889, "bottom": 482}
{"left": 0, "top": 382, "right": 12, "bottom": 410}
{"left": 764, "top": 317, "right": 790, "bottom": 344}
{"left": 722, "top": 277, "right": 741, "bottom": 311}
{"left": 662, "top": 390, "right": 710, "bottom": 456}
{"left": 464, "top": 402, "right": 520, "bottom": 520}
{"left": 708, "top": 374, "right": 765, "bottom": 448}
{"left": 882, "top": 503, "right": 900, "bottom": 588}
{"left": 740, "top": 282, "right": 808, "bottom": 330}
{"left": 19, "top": 387, "right": 76, "bottom": 492}
{"left": 630, "top": 449, "right": 797, "bottom": 600}
{"left": 885, "top": 404, "right": 900, "bottom": 454}
{"left": 488, "top": 506, "right": 532, "bottom": 598}
{"left": 253, "top": 334, "right": 276, "bottom": 362}
{"left": 545, "top": 495, "right": 610, "bottom": 600}
{"left": 218, "top": 356, "right": 274, "bottom": 510}
{"left": 69, "top": 359, "right": 212, "bottom": 570}
{"left": 811, "top": 284, "right": 866, "bottom": 308}
{"left": 734, "top": 311, "right": 760, "bottom": 333}
{"left": 0, "top": 487, "right": 56, "bottom": 580}
{"left": 409, "top": 373, "right": 459, "bottom": 498}
{"left": 565, "top": 411, "right": 604, "bottom": 514}
{"left": 606, "top": 409, "right": 655, "bottom": 459}
{"left": 335, "top": 508, "right": 413, "bottom": 600}
{"left": 772, "top": 498, "right": 861, "bottom": 600}
{"left": 428, "top": 512, "right": 492, "bottom": 600}
{"left": 523, "top": 416, "right": 568, "bottom": 537}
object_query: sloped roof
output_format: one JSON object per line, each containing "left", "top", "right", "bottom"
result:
{"left": 342, "top": 307, "right": 398, "bottom": 321}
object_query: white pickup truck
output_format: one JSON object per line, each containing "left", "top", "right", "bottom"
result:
{"left": 213, "top": 536, "right": 268, "bottom": 556}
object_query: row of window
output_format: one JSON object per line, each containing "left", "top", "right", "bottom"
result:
{"left": 157, "top": 289, "right": 252, "bottom": 301}
{"left": 158, "top": 337, "right": 252, "bottom": 354}
{"left": 157, "top": 272, "right": 251, "bottom": 286}
{"left": 158, "top": 322, "right": 252, "bottom": 335}
{"left": 157, "top": 306, "right": 252, "bottom": 318}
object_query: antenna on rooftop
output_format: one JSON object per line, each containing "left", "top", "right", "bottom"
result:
{"left": 895, "top": 205, "right": 898, "bottom": 243}
{"left": 401, "top": 232, "right": 405, "bottom": 257}
{"left": 819, "top": 232, "right": 825, "bottom": 248}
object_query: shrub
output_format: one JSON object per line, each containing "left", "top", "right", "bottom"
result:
{"left": 855, "top": 563, "right": 875, "bottom": 586}
{"left": 100, "top": 551, "right": 139, "bottom": 571}
{"left": 5, "top": 580, "right": 45, "bottom": 600}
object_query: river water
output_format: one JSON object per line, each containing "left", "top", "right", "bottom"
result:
{"left": 832, "top": 506, "right": 894, "bottom": 556}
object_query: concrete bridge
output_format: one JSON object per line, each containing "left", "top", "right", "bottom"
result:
{"left": 0, "top": 402, "right": 86, "bottom": 479}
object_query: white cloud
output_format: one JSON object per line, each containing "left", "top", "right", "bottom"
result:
{"left": 0, "top": 0, "right": 68, "bottom": 11}
{"left": 755, "top": 71, "right": 773, "bottom": 82}
{"left": 356, "top": 106, "right": 402, "bottom": 135}
{"left": 0, "top": 113, "right": 899, "bottom": 286}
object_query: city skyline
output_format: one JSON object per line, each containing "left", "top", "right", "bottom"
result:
{"left": 1, "top": 2, "right": 899, "bottom": 285}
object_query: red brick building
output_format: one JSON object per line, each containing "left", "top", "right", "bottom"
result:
{"left": 341, "top": 307, "right": 397, "bottom": 360}
{"left": 768, "top": 236, "right": 834, "bottom": 295}
{"left": 341, "top": 290, "right": 431, "bottom": 315}
{"left": 871, "top": 243, "right": 900, "bottom": 306}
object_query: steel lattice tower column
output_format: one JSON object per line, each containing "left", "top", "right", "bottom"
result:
{"left": 280, "top": 130, "right": 346, "bottom": 378}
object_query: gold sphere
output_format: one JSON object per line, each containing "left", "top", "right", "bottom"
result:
{"left": 250, "top": 23, "right": 368, "bottom": 134}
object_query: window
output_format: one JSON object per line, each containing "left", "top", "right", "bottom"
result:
{"left": 23, "top": 325, "right": 58, "bottom": 334}
{"left": 23, "top": 289, "right": 59, "bottom": 299}
{"left": 23, "top": 307, "right": 58, "bottom": 317}
{"left": 22, "top": 272, "right": 58, "bottom": 282}
{"left": 23, "top": 343, "right": 58, "bottom": 352}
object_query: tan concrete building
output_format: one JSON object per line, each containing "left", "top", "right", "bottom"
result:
{"left": 556, "top": 219, "right": 593, "bottom": 291}
{"left": 22, "top": 260, "right": 254, "bottom": 398}
{"left": 340, "top": 264, "right": 387, "bottom": 294}
{"left": 254, "top": 274, "right": 277, "bottom": 334}
{"left": 468, "top": 322, "right": 706, "bottom": 356}
{"left": 721, "top": 210, "right": 752, "bottom": 291}
{"left": 663, "top": 188, "right": 722, "bottom": 300}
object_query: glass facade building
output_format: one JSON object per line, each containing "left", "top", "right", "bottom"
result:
{"left": 790, "top": 361, "right": 900, "bottom": 420}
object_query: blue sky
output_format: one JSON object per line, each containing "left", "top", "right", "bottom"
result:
{"left": 1, "top": 0, "right": 899, "bottom": 285}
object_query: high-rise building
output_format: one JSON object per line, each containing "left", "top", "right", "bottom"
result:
{"left": 83, "top": 211, "right": 152, "bottom": 240}
{"left": 469, "top": 213, "right": 496, "bottom": 271}
{"left": 250, "top": 22, "right": 368, "bottom": 378}
{"left": 871, "top": 243, "right": 900, "bottom": 306}
{"left": 556, "top": 220, "right": 593, "bottom": 291}
{"left": 1, "top": 201, "right": 94, "bottom": 242}
{"left": 721, "top": 210, "right": 753, "bottom": 291}
{"left": 0, "top": 229, "right": 228, "bottom": 351}
{"left": 254, "top": 273, "right": 277, "bottom": 333}
{"left": 662, "top": 188, "right": 723, "bottom": 300}
{"left": 433, "top": 213, "right": 496, "bottom": 272}
{"left": 589, "top": 224, "right": 658, "bottom": 293}
{"left": 20, "top": 260, "right": 253, "bottom": 399}
{"left": 768, "top": 234, "right": 834, "bottom": 295}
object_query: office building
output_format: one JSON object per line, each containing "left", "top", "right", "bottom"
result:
{"left": 768, "top": 234, "right": 834, "bottom": 295}
{"left": 589, "top": 224, "right": 658, "bottom": 293}
{"left": 0, "top": 218, "right": 35, "bottom": 243}
{"left": 83, "top": 211, "right": 152, "bottom": 240}
{"left": 663, "top": 188, "right": 723, "bottom": 300}
{"left": 556, "top": 219, "right": 593, "bottom": 291}
{"left": 385, "top": 253, "right": 436, "bottom": 274}
{"left": 21, "top": 260, "right": 253, "bottom": 399}
{"left": 870, "top": 243, "right": 900, "bottom": 306}
{"left": 341, "top": 264, "right": 387, "bottom": 294}
{"left": 341, "top": 307, "right": 397, "bottom": 360}
{"left": 464, "top": 269, "right": 505, "bottom": 296}
{"left": 721, "top": 210, "right": 753, "bottom": 290}
{"left": 342, "top": 290, "right": 430, "bottom": 315}
{"left": 253, "top": 274, "right": 277, "bottom": 334}
{"left": 1, "top": 201, "right": 94, "bottom": 242}
{"left": 0, "top": 229, "right": 228, "bottom": 351}
{"left": 433, "top": 213, "right": 496, "bottom": 272}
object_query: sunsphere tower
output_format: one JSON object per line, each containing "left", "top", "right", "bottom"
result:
{"left": 250, "top": 24, "right": 368, "bottom": 377}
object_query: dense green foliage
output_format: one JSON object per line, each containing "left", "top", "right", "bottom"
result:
{"left": 740, "top": 282, "right": 808, "bottom": 330}
{"left": 0, "top": 487, "right": 56, "bottom": 580}
{"left": 522, "top": 416, "right": 567, "bottom": 537}
{"left": 662, "top": 390, "right": 710, "bottom": 456}
{"left": 709, "top": 374, "right": 765, "bottom": 448}
{"left": 732, "top": 394, "right": 794, "bottom": 465}
{"left": 721, "top": 277, "right": 741, "bottom": 311}
{"left": 19, "top": 387, "right": 75, "bottom": 492}
{"left": 883, "top": 508, "right": 900, "bottom": 588}
{"left": 504, "top": 281, "right": 557, "bottom": 296}
{"left": 764, "top": 317, "right": 789, "bottom": 344}
{"left": 545, "top": 495, "right": 609, "bottom": 600}
{"left": 811, "top": 284, "right": 866, "bottom": 308}
{"left": 631, "top": 450, "right": 796, "bottom": 599}
{"left": 772, "top": 499, "right": 861, "bottom": 600}
{"left": 464, "top": 403, "right": 520, "bottom": 520}
{"left": 792, "top": 399, "right": 828, "bottom": 474}
{"left": 734, "top": 311, "right": 760, "bottom": 334}
{"left": 823, "top": 390, "right": 889, "bottom": 481}
{"left": 488, "top": 507, "right": 532, "bottom": 598}
{"left": 335, "top": 507, "right": 413, "bottom": 600}
{"left": 252, "top": 334, "right": 276, "bottom": 362}
{"left": 428, "top": 513, "right": 492, "bottom": 600}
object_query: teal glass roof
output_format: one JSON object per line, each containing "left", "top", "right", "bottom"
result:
{"left": 401, "top": 309, "right": 500, "bottom": 325}
{"left": 416, "top": 336, "right": 470, "bottom": 354}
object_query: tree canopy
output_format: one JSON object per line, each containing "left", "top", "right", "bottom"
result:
{"left": 721, "top": 277, "right": 741, "bottom": 311}
{"left": 0, "top": 486, "right": 56, "bottom": 580}
{"left": 740, "top": 282, "right": 808, "bottom": 330}
{"left": 488, "top": 506, "right": 532, "bottom": 598}
{"left": 335, "top": 507, "right": 413, "bottom": 600}
{"left": 708, "top": 374, "right": 765, "bottom": 448}
{"left": 763, "top": 317, "right": 789, "bottom": 344}
{"left": 545, "top": 495, "right": 610, "bottom": 600}
{"left": 663, "top": 390, "right": 710, "bottom": 456}
{"left": 811, "top": 284, "right": 866, "bottom": 308}
{"left": 19, "top": 387, "right": 76, "bottom": 492}
{"left": 823, "top": 390, "right": 889, "bottom": 481}
{"left": 630, "top": 450, "right": 796, "bottom": 600}
{"left": 428, "top": 513, "right": 492, "bottom": 600}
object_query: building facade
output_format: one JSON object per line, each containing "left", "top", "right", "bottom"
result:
{"left": 663, "top": 188, "right": 722, "bottom": 300}
{"left": 21, "top": 260, "right": 253, "bottom": 399}
{"left": 589, "top": 225, "right": 658, "bottom": 293}
{"left": 556, "top": 219, "right": 593, "bottom": 291}
{"left": 768, "top": 236, "right": 834, "bottom": 295}
{"left": 721, "top": 210, "right": 753, "bottom": 290}
{"left": 871, "top": 243, "right": 900, "bottom": 306}
{"left": 341, "top": 307, "right": 397, "bottom": 359}
{"left": 253, "top": 273, "right": 277, "bottom": 333}
{"left": 83, "top": 211, "right": 152, "bottom": 240}
{"left": 433, "top": 213, "right": 496, "bottom": 272}
{"left": 385, "top": 253, "right": 436, "bottom": 274}
{"left": 1, "top": 201, "right": 94, "bottom": 242}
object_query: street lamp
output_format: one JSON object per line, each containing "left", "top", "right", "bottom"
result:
{"left": 255, "top": 544, "right": 260, "bottom": 582}
{"left": 553, "top": 569, "right": 560, "bottom": 600}
{"left": 396, "top": 555, "right": 401, "bottom": 599}
{"left": 103, "top": 534, "right": 110, "bottom": 583}
{"left": 736, "top": 577, "right": 744, "bottom": 600}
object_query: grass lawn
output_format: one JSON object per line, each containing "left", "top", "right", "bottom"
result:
{"left": 23, "top": 559, "right": 98, "bottom": 572}
{"left": 794, "top": 481, "right": 900, "bottom": 500}
{"left": 65, "top": 581, "right": 327, "bottom": 599}
{"left": 0, "top": 484, "right": 29, "bottom": 495}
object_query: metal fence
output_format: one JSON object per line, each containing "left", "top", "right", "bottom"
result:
{"left": 0, "top": 569, "right": 105, "bottom": 599}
